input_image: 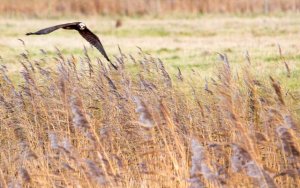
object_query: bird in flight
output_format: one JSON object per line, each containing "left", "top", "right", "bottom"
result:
{"left": 26, "top": 22, "right": 118, "bottom": 70}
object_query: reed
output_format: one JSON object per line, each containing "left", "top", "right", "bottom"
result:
{"left": 0, "top": 47, "right": 299, "bottom": 187}
{"left": 1, "top": 0, "right": 300, "bottom": 17}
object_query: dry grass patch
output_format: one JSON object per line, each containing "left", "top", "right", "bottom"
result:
{"left": 0, "top": 48, "right": 299, "bottom": 187}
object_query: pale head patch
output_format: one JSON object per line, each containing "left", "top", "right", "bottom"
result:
{"left": 78, "top": 23, "right": 86, "bottom": 30}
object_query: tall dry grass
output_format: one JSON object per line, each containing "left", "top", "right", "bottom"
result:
{"left": 1, "top": 0, "right": 300, "bottom": 17}
{"left": 0, "top": 45, "right": 300, "bottom": 187}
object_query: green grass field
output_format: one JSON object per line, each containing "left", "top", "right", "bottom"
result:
{"left": 0, "top": 15, "right": 300, "bottom": 187}
{"left": 1, "top": 15, "right": 300, "bottom": 88}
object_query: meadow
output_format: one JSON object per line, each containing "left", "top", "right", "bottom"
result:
{"left": 0, "top": 15, "right": 300, "bottom": 187}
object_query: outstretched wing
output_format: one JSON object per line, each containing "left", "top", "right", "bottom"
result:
{"left": 79, "top": 28, "right": 118, "bottom": 70}
{"left": 26, "top": 22, "right": 80, "bottom": 35}
{"left": 78, "top": 29, "right": 110, "bottom": 61}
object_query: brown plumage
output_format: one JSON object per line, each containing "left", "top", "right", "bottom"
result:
{"left": 26, "top": 22, "right": 118, "bottom": 70}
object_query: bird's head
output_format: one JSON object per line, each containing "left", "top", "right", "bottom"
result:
{"left": 78, "top": 23, "right": 86, "bottom": 30}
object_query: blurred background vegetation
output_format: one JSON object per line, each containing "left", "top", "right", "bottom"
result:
{"left": 1, "top": 0, "right": 300, "bottom": 17}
